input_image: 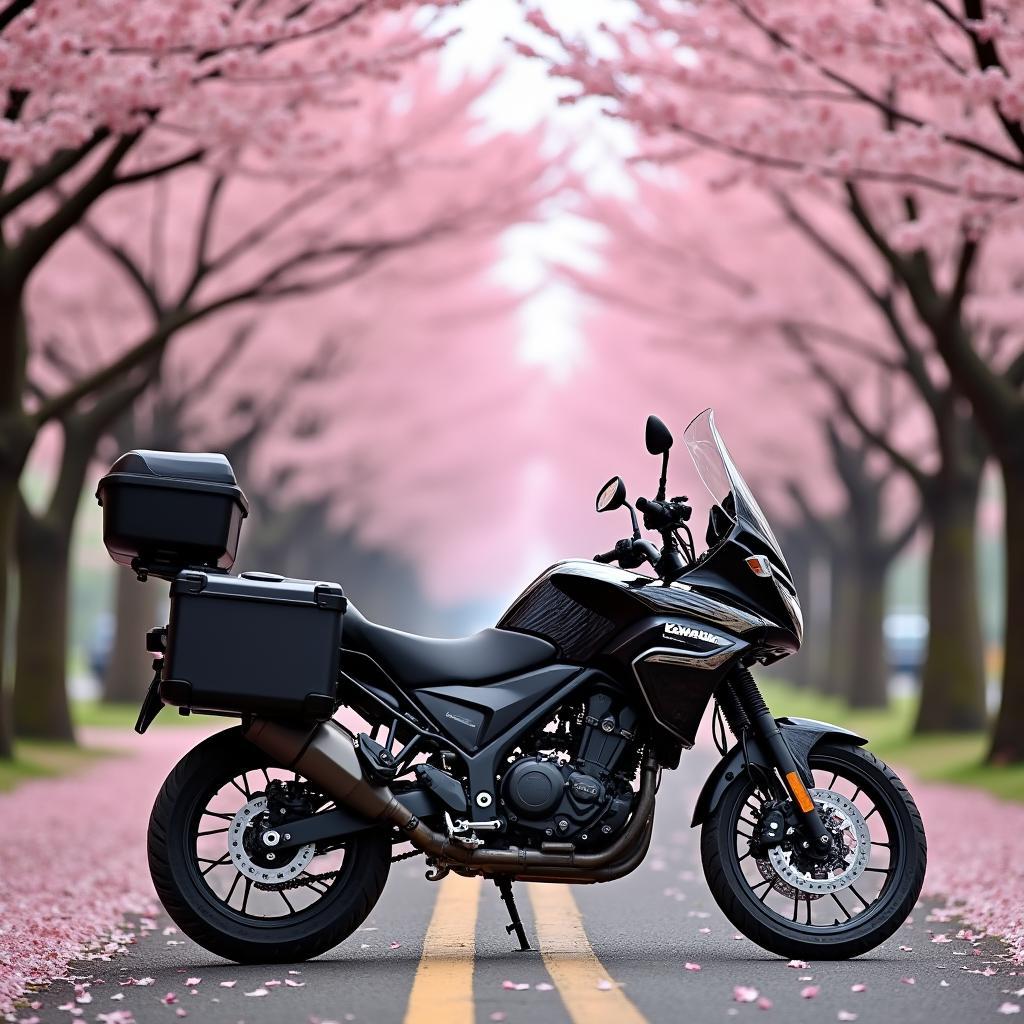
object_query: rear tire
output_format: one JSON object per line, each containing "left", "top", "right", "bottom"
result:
{"left": 148, "top": 727, "right": 391, "bottom": 964}
{"left": 701, "top": 742, "right": 926, "bottom": 960}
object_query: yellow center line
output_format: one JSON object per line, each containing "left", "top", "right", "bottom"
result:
{"left": 529, "top": 882, "right": 648, "bottom": 1024}
{"left": 402, "top": 873, "right": 482, "bottom": 1024}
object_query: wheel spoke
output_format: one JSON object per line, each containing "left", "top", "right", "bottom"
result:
{"left": 831, "top": 892, "right": 851, "bottom": 920}
{"left": 230, "top": 776, "right": 249, "bottom": 799}
{"left": 864, "top": 805, "right": 878, "bottom": 821}
{"left": 203, "top": 811, "right": 235, "bottom": 821}
{"left": 198, "top": 827, "right": 229, "bottom": 838}
{"left": 758, "top": 880, "right": 776, "bottom": 903}
{"left": 199, "top": 854, "right": 231, "bottom": 876}
{"left": 225, "top": 871, "right": 242, "bottom": 907}
{"left": 739, "top": 815, "right": 759, "bottom": 829}
{"left": 827, "top": 772, "right": 838, "bottom": 790}
{"left": 863, "top": 866, "right": 891, "bottom": 875}
{"left": 297, "top": 872, "right": 330, "bottom": 894}
{"left": 279, "top": 889, "right": 296, "bottom": 913}
{"left": 241, "top": 877, "right": 253, "bottom": 914}
{"left": 849, "top": 884, "right": 871, "bottom": 910}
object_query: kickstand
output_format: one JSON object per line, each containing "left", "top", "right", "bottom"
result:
{"left": 494, "top": 877, "right": 531, "bottom": 951}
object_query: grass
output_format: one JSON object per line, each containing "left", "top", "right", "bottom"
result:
{"left": 0, "top": 699, "right": 207, "bottom": 793}
{"left": 72, "top": 698, "right": 209, "bottom": 730}
{"left": 0, "top": 738, "right": 117, "bottom": 793}
{"left": 760, "top": 679, "right": 1024, "bottom": 803}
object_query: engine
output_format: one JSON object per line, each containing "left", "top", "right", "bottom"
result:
{"left": 500, "top": 691, "right": 639, "bottom": 848}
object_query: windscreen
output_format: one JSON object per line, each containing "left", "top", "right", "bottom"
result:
{"left": 683, "top": 408, "right": 786, "bottom": 564}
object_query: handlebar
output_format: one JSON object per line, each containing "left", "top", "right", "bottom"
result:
{"left": 636, "top": 495, "right": 691, "bottom": 530}
{"left": 593, "top": 536, "right": 661, "bottom": 571}
{"left": 595, "top": 495, "right": 695, "bottom": 579}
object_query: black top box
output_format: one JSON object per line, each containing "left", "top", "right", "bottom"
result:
{"left": 97, "top": 450, "right": 248, "bottom": 580}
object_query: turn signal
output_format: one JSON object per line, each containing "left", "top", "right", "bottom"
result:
{"left": 786, "top": 770, "right": 815, "bottom": 813}
{"left": 745, "top": 555, "right": 772, "bottom": 578}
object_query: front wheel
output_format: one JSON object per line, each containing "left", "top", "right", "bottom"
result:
{"left": 148, "top": 727, "right": 392, "bottom": 964}
{"left": 701, "top": 742, "right": 926, "bottom": 960}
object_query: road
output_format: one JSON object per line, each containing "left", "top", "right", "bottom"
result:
{"left": 23, "top": 751, "right": 1020, "bottom": 1024}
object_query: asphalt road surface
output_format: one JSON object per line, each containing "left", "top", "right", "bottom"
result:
{"left": 23, "top": 750, "right": 1020, "bottom": 1024}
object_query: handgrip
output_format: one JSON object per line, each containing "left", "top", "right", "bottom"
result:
{"left": 593, "top": 549, "right": 619, "bottom": 563}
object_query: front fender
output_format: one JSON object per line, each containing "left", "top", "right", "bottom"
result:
{"left": 690, "top": 717, "right": 867, "bottom": 827}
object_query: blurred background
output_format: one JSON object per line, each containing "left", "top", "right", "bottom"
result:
{"left": 1, "top": 0, "right": 1021, "bottom": 798}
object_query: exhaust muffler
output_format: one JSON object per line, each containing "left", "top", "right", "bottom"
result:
{"left": 244, "top": 717, "right": 656, "bottom": 879}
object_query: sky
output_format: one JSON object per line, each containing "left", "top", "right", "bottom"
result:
{"left": 438, "top": 0, "right": 634, "bottom": 381}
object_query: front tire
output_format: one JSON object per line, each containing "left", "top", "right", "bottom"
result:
{"left": 701, "top": 742, "right": 926, "bottom": 960}
{"left": 148, "top": 727, "right": 391, "bottom": 964}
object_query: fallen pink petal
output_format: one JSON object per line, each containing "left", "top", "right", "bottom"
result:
{"left": 998, "top": 1004, "right": 1021, "bottom": 1015}
{"left": 684, "top": 963, "right": 702, "bottom": 972}
{"left": 800, "top": 986, "right": 820, "bottom": 999}
{"left": 734, "top": 986, "right": 760, "bottom": 1003}
{"left": 788, "top": 960, "right": 809, "bottom": 969}
{"left": 850, "top": 983, "right": 867, "bottom": 993}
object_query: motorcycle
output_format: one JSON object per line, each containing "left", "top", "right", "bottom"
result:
{"left": 96, "top": 409, "right": 926, "bottom": 964}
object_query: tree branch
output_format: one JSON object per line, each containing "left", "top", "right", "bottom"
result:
{"left": 15, "top": 133, "right": 140, "bottom": 279}
{"left": 781, "top": 323, "right": 931, "bottom": 492}
{"left": 0, "top": 129, "right": 110, "bottom": 221}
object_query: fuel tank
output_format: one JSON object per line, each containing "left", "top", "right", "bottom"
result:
{"left": 498, "top": 560, "right": 767, "bottom": 745}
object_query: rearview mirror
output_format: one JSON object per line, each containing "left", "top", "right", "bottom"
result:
{"left": 596, "top": 476, "right": 627, "bottom": 513}
{"left": 645, "top": 415, "right": 673, "bottom": 455}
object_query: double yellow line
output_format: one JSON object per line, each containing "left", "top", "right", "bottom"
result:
{"left": 403, "top": 875, "right": 647, "bottom": 1024}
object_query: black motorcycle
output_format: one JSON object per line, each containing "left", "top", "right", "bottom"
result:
{"left": 96, "top": 409, "right": 926, "bottom": 963}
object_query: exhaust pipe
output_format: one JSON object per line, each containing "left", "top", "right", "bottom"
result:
{"left": 244, "top": 717, "right": 657, "bottom": 877}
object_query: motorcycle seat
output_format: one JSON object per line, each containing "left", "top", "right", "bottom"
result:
{"left": 342, "top": 605, "right": 556, "bottom": 687}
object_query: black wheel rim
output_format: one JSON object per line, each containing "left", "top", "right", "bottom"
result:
{"left": 184, "top": 761, "right": 358, "bottom": 928}
{"left": 725, "top": 750, "right": 909, "bottom": 937}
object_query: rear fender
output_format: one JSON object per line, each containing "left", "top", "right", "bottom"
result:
{"left": 690, "top": 717, "right": 867, "bottom": 827}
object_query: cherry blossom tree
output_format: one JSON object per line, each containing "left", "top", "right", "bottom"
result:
{"left": 1, "top": 2, "right": 556, "bottom": 750}
{"left": 0, "top": 0, "right": 476, "bottom": 756}
{"left": 527, "top": 2, "right": 1021, "bottom": 756}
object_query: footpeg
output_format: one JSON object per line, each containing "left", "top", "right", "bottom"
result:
{"left": 356, "top": 733, "right": 398, "bottom": 783}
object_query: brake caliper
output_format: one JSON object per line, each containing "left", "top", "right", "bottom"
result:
{"left": 749, "top": 800, "right": 788, "bottom": 855}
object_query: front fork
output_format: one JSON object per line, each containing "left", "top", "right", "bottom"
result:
{"left": 721, "top": 667, "right": 833, "bottom": 856}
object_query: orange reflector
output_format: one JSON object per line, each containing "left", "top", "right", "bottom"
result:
{"left": 745, "top": 555, "right": 772, "bottom": 578}
{"left": 786, "top": 771, "right": 815, "bottom": 813}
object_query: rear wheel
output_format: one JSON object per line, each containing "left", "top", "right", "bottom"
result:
{"left": 148, "top": 727, "right": 391, "bottom": 964}
{"left": 701, "top": 742, "right": 926, "bottom": 960}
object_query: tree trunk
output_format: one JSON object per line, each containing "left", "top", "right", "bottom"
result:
{"left": 103, "top": 570, "right": 161, "bottom": 703}
{"left": 11, "top": 514, "right": 75, "bottom": 741}
{"left": 0, "top": 472, "right": 16, "bottom": 758}
{"left": 847, "top": 556, "right": 889, "bottom": 709}
{"left": 988, "top": 465, "right": 1024, "bottom": 764}
{"left": 825, "top": 555, "right": 860, "bottom": 698}
{"left": 915, "top": 475, "right": 987, "bottom": 733}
